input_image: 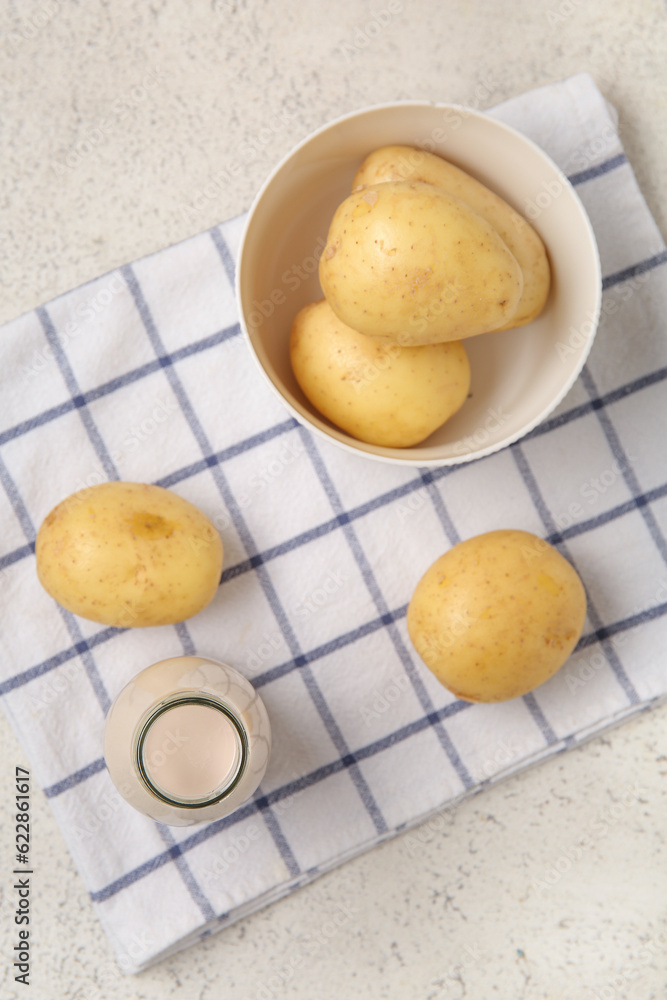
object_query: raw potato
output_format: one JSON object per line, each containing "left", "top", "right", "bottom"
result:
{"left": 35, "top": 482, "right": 224, "bottom": 627}
{"left": 353, "top": 145, "right": 551, "bottom": 330}
{"left": 319, "top": 180, "right": 523, "bottom": 346}
{"left": 407, "top": 529, "right": 586, "bottom": 702}
{"left": 290, "top": 299, "right": 470, "bottom": 447}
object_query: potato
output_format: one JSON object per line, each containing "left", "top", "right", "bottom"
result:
{"left": 353, "top": 145, "right": 551, "bottom": 330}
{"left": 319, "top": 180, "right": 523, "bottom": 346}
{"left": 407, "top": 530, "right": 586, "bottom": 702}
{"left": 35, "top": 482, "right": 223, "bottom": 627}
{"left": 290, "top": 299, "right": 470, "bottom": 447}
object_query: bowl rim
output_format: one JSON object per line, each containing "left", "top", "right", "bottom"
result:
{"left": 235, "top": 99, "right": 602, "bottom": 468}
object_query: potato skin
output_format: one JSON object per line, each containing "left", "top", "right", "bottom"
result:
{"left": 35, "top": 482, "right": 224, "bottom": 627}
{"left": 319, "top": 180, "right": 523, "bottom": 345}
{"left": 353, "top": 145, "right": 550, "bottom": 330}
{"left": 290, "top": 299, "right": 470, "bottom": 447}
{"left": 407, "top": 530, "right": 586, "bottom": 702}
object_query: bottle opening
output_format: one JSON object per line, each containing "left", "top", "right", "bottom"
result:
{"left": 136, "top": 696, "right": 247, "bottom": 808}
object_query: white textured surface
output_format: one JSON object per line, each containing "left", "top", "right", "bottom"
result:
{"left": 1, "top": 1, "right": 666, "bottom": 998}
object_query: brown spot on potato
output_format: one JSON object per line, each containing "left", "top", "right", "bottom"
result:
{"left": 129, "top": 513, "right": 175, "bottom": 539}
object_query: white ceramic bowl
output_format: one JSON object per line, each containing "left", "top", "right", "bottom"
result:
{"left": 236, "top": 102, "right": 601, "bottom": 467}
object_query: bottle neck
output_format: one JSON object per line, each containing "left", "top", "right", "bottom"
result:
{"left": 134, "top": 693, "right": 248, "bottom": 809}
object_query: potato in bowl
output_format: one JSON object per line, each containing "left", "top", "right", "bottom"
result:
{"left": 289, "top": 298, "right": 471, "bottom": 447}
{"left": 318, "top": 179, "right": 525, "bottom": 346}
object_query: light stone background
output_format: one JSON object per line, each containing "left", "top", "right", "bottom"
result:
{"left": 1, "top": 1, "right": 666, "bottom": 998}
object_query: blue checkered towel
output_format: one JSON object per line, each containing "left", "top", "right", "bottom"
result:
{"left": 1, "top": 73, "right": 666, "bottom": 973}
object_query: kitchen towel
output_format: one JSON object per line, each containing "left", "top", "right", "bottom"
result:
{"left": 1, "top": 72, "right": 666, "bottom": 973}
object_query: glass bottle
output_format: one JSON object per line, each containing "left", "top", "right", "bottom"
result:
{"left": 104, "top": 656, "right": 271, "bottom": 826}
